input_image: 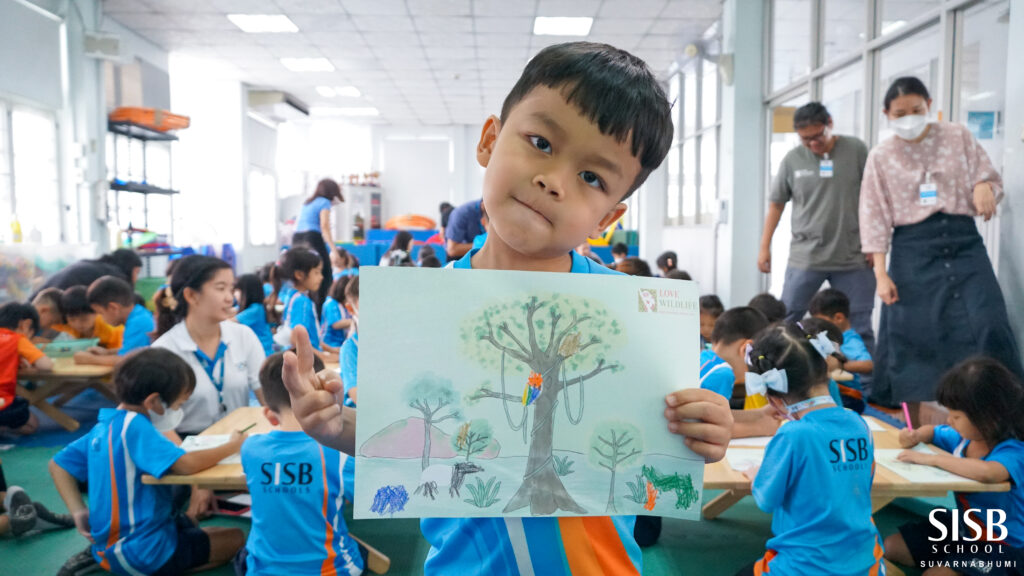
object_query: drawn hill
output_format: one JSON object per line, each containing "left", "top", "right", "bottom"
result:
{"left": 360, "top": 417, "right": 501, "bottom": 459}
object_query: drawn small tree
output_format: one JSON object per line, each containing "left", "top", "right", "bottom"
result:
{"left": 404, "top": 373, "right": 461, "bottom": 470}
{"left": 452, "top": 419, "right": 493, "bottom": 461}
{"left": 462, "top": 293, "right": 626, "bottom": 515}
{"left": 589, "top": 421, "right": 643, "bottom": 513}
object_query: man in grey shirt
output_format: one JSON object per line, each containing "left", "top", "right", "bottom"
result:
{"left": 758, "top": 102, "right": 875, "bottom": 350}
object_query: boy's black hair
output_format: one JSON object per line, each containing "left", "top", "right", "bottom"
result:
{"left": 114, "top": 348, "right": 196, "bottom": 406}
{"left": 33, "top": 287, "right": 64, "bottom": 316}
{"left": 937, "top": 356, "right": 1024, "bottom": 445}
{"left": 329, "top": 276, "right": 350, "bottom": 305}
{"left": 748, "top": 293, "right": 787, "bottom": 323}
{"left": 345, "top": 276, "right": 359, "bottom": 301}
{"left": 260, "top": 351, "right": 325, "bottom": 412}
{"left": 747, "top": 323, "right": 829, "bottom": 401}
{"left": 280, "top": 248, "right": 322, "bottom": 282}
{"left": 87, "top": 276, "right": 135, "bottom": 308}
{"left": 61, "top": 286, "right": 93, "bottom": 317}
{"left": 616, "top": 257, "right": 652, "bottom": 277}
{"left": 711, "top": 306, "right": 769, "bottom": 346}
{"left": 699, "top": 294, "right": 725, "bottom": 317}
{"left": 656, "top": 251, "right": 677, "bottom": 272}
{"left": 884, "top": 76, "right": 930, "bottom": 111}
{"left": 611, "top": 242, "right": 628, "bottom": 256}
{"left": 418, "top": 245, "right": 436, "bottom": 261}
{"left": 235, "top": 273, "right": 266, "bottom": 313}
{"left": 420, "top": 256, "right": 442, "bottom": 268}
{"left": 98, "top": 249, "right": 143, "bottom": 284}
{"left": 169, "top": 255, "right": 233, "bottom": 320}
{"left": 808, "top": 288, "right": 851, "bottom": 319}
{"left": 793, "top": 102, "right": 831, "bottom": 130}
{"left": 500, "top": 42, "right": 673, "bottom": 197}
{"left": 0, "top": 302, "right": 40, "bottom": 333}
{"left": 665, "top": 269, "right": 691, "bottom": 281}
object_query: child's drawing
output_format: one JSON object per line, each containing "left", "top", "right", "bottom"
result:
{"left": 371, "top": 485, "right": 409, "bottom": 517}
{"left": 354, "top": 268, "right": 705, "bottom": 520}
{"left": 642, "top": 465, "right": 700, "bottom": 510}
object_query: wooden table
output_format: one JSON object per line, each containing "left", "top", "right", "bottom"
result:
{"left": 143, "top": 407, "right": 391, "bottom": 574}
{"left": 701, "top": 416, "right": 1011, "bottom": 519}
{"left": 17, "top": 359, "right": 115, "bottom": 431}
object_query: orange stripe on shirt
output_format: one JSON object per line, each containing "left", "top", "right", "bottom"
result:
{"left": 557, "top": 517, "right": 603, "bottom": 575}
{"left": 753, "top": 549, "right": 777, "bottom": 575}
{"left": 580, "top": 517, "right": 642, "bottom": 576}
{"left": 101, "top": 422, "right": 121, "bottom": 571}
{"left": 318, "top": 446, "right": 338, "bottom": 576}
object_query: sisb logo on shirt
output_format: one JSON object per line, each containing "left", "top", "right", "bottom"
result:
{"left": 259, "top": 461, "right": 314, "bottom": 494}
{"left": 828, "top": 437, "right": 872, "bottom": 472}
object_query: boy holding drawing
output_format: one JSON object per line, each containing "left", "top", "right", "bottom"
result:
{"left": 280, "top": 42, "right": 733, "bottom": 575}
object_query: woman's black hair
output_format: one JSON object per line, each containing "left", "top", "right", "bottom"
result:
{"left": 388, "top": 231, "right": 414, "bottom": 253}
{"left": 168, "top": 255, "right": 232, "bottom": 320}
{"left": 747, "top": 323, "right": 829, "bottom": 401}
{"left": 98, "top": 249, "right": 143, "bottom": 284}
{"left": 304, "top": 178, "right": 343, "bottom": 205}
{"left": 280, "top": 248, "right": 322, "bottom": 282}
{"left": 883, "top": 76, "right": 930, "bottom": 111}
{"left": 115, "top": 348, "right": 196, "bottom": 406}
{"left": 656, "top": 251, "right": 677, "bottom": 272}
{"left": 235, "top": 274, "right": 265, "bottom": 312}
{"left": 937, "top": 356, "right": 1024, "bottom": 446}
{"left": 329, "top": 276, "right": 350, "bottom": 305}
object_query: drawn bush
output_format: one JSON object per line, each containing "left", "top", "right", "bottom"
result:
{"left": 463, "top": 476, "right": 502, "bottom": 508}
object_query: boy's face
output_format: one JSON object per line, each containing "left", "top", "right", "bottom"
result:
{"left": 92, "top": 302, "right": 130, "bottom": 327}
{"left": 477, "top": 86, "right": 641, "bottom": 260}
{"left": 714, "top": 338, "right": 752, "bottom": 374}
{"left": 15, "top": 318, "right": 35, "bottom": 338}
{"left": 34, "top": 302, "right": 60, "bottom": 329}
{"left": 813, "top": 312, "right": 849, "bottom": 330}
{"left": 699, "top": 312, "right": 717, "bottom": 341}
{"left": 67, "top": 313, "right": 96, "bottom": 337}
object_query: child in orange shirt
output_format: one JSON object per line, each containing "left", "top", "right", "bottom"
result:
{"left": 0, "top": 303, "right": 54, "bottom": 434}
{"left": 53, "top": 286, "right": 123, "bottom": 350}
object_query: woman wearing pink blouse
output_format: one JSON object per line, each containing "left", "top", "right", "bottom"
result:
{"left": 859, "top": 77, "right": 1022, "bottom": 426}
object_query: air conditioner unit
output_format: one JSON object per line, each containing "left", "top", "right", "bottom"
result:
{"left": 248, "top": 91, "right": 309, "bottom": 123}
{"left": 84, "top": 32, "right": 121, "bottom": 61}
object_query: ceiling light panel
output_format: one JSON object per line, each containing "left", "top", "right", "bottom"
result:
{"left": 227, "top": 14, "right": 299, "bottom": 33}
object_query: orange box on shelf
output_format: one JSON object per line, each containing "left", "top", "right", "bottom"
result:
{"left": 109, "top": 107, "right": 190, "bottom": 132}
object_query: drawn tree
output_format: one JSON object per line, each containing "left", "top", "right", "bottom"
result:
{"left": 462, "top": 293, "right": 625, "bottom": 515}
{"left": 589, "top": 421, "right": 643, "bottom": 513}
{"left": 404, "top": 373, "right": 461, "bottom": 470}
{"left": 452, "top": 419, "right": 493, "bottom": 461}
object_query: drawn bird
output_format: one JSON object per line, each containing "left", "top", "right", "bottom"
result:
{"left": 559, "top": 332, "right": 582, "bottom": 357}
{"left": 455, "top": 422, "right": 470, "bottom": 450}
{"left": 522, "top": 372, "right": 543, "bottom": 406}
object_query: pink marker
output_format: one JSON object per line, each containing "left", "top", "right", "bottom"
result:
{"left": 902, "top": 402, "right": 914, "bottom": 432}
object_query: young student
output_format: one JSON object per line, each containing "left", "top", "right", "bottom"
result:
{"left": 234, "top": 274, "right": 274, "bottom": 357}
{"left": 344, "top": 254, "right": 361, "bottom": 277}
{"left": 738, "top": 323, "right": 885, "bottom": 576}
{"left": 278, "top": 248, "right": 327, "bottom": 355}
{"left": 74, "top": 276, "right": 154, "bottom": 366}
{"left": 418, "top": 244, "right": 437, "bottom": 265}
{"left": 798, "top": 317, "right": 847, "bottom": 410}
{"left": 54, "top": 286, "right": 123, "bottom": 350}
{"left": 701, "top": 307, "right": 769, "bottom": 405}
{"left": 236, "top": 352, "right": 364, "bottom": 575}
{"left": 339, "top": 277, "right": 359, "bottom": 406}
{"left": 610, "top": 242, "right": 629, "bottom": 268}
{"left": 809, "top": 288, "right": 873, "bottom": 410}
{"left": 278, "top": 42, "right": 733, "bottom": 575}
{"left": 31, "top": 287, "right": 64, "bottom": 342}
{"left": 655, "top": 250, "right": 677, "bottom": 277}
{"left": 49, "top": 348, "right": 247, "bottom": 576}
{"left": 616, "top": 257, "right": 653, "bottom": 277}
{"left": 748, "top": 293, "right": 787, "bottom": 324}
{"left": 665, "top": 269, "right": 691, "bottom": 281}
{"left": 321, "top": 276, "right": 353, "bottom": 355}
{"left": 699, "top": 294, "right": 725, "bottom": 351}
{"left": 380, "top": 231, "right": 414, "bottom": 267}
{"left": 330, "top": 248, "right": 348, "bottom": 282}
{"left": 0, "top": 303, "right": 53, "bottom": 435}
{"left": 885, "top": 356, "right": 1024, "bottom": 573}
{"left": 420, "top": 256, "right": 443, "bottom": 268}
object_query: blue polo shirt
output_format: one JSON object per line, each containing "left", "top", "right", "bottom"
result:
{"left": 340, "top": 331, "right": 358, "bottom": 408}
{"left": 421, "top": 248, "right": 642, "bottom": 575}
{"left": 444, "top": 200, "right": 485, "bottom": 244}
{"left": 54, "top": 409, "right": 185, "bottom": 575}
{"left": 840, "top": 329, "right": 872, "bottom": 391}
{"left": 699, "top": 349, "right": 734, "bottom": 400}
{"left": 242, "top": 430, "right": 363, "bottom": 575}
{"left": 286, "top": 292, "right": 321, "bottom": 351}
{"left": 119, "top": 303, "right": 154, "bottom": 355}
{"left": 752, "top": 406, "right": 884, "bottom": 575}
{"left": 236, "top": 303, "right": 273, "bottom": 356}
{"left": 321, "top": 297, "right": 350, "bottom": 349}
{"left": 932, "top": 425, "right": 1024, "bottom": 547}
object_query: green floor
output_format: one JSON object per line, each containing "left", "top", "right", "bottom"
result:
{"left": 0, "top": 445, "right": 930, "bottom": 575}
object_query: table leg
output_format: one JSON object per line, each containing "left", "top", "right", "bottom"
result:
{"left": 702, "top": 489, "right": 747, "bottom": 519}
{"left": 89, "top": 381, "right": 118, "bottom": 403}
{"left": 350, "top": 534, "right": 391, "bottom": 574}
{"left": 16, "top": 384, "right": 81, "bottom": 432}
{"left": 53, "top": 381, "right": 92, "bottom": 407}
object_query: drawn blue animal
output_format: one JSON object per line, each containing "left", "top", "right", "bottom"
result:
{"left": 416, "top": 461, "right": 484, "bottom": 499}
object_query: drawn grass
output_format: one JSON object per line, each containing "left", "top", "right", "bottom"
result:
{"left": 463, "top": 475, "right": 502, "bottom": 508}
{"left": 553, "top": 454, "right": 575, "bottom": 476}
{"left": 625, "top": 474, "right": 647, "bottom": 504}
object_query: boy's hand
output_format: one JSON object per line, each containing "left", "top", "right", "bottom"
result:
{"left": 742, "top": 464, "right": 760, "bottom": 482}
{"left": 664, "top": 388, "right": 733, "bottom": 463}
{"left": 282, "top": 326, "right": 346, "bottom": 446}
{"left": 187, "top": 487, "right": 216, "bottom": 521}
{"left": 228, "top": 430, "right": 247, "bottom": 447}
{"left": 73, "top": 508, "right": 93, "bottom": 542}
{"left": 898, "top": 428, "right": 919, "bottom": 448}
{"left": 897, "top": 449, "right": 933, "bottom": 466}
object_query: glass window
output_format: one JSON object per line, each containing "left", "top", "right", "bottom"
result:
{"left": 876, "top": 25, "right": 941, "bottom": 142}
{"left": 669, "top": 73, "right": 681, "bottom": 141}
{"left": 12, "top": 106, "right": 60, "bottom": 244}
{"left": 767, "top": 93, "right": 808, "bottom": 296}
{"left": 772, "top": 0, "right": 812, "bottom": 91}
{"left": 699, "top": 129, "right": 718, "bottom": 219}
{"left": 666, "top": 144, "right": 680, "bottom": 222}
{"left": 681, "top": 138, "right": 697, "bottom": 221}
{"left": 881, "top": 0, "right": 942, "bottom": 36}
{"left": 683, "top": 70, "right": 697, "bottom": 136}
{"left": 958, "top": 0, "right": 1009, "bottom": 169}
{"left": 0, "top": 105, "right": 10, "bottom": 243}
{"left": 823, "top": 0, "right": 867, "bottom": 63}
{"left": 701, "top": 61, "right": 718, "bottom": 128}
{"left": 822, "top": 60, "right": 865, "bottom": 138}
{"left": 248, "top": 169, "right": 277, "bottom": 246}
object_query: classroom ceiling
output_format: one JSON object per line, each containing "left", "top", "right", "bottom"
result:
{"left": 100, "top": 0, "right": 722, "bottom": 125}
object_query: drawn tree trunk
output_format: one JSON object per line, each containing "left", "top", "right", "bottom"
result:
{"left": 463, "top": 295, "right": 624, "bottom": 515}
{"left": 589, "top": 422, "right": 643, "bottom": 513}
{"left": 405, "top": 375, "right": 460, "bottom": 470}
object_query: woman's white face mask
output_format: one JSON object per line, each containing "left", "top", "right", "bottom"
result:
{"left": 890, "top": 113, "right": 929, "bottom": 140}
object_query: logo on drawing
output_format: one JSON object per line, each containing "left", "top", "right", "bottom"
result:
{"left": 638, "top": 289, "right": 658, "bottom": 312}
{"left": 638, "top": 288, "right": 697, "bottom": 315}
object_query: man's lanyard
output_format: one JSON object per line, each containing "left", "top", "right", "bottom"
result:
{"left": 194, "top": 342, "right": 228, "bottom": 414}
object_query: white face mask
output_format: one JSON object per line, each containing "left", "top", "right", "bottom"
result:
{"left": 890, "top": 113, "right": 929, "bottom": 140}
{"left": 149, "top": 400, "right": 184, "bottom": 432}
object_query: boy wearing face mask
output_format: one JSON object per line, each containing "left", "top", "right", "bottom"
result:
{"left": 49, "top": 348, "right": 247, "bottom": 576}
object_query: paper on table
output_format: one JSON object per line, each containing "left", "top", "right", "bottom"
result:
{"left": 726, "top": 448, "right": 764, "bottom": 472}
{"left": 180, "top": 434, "right": 241, "bottom": 465}
{"left": 875, "top": 446, "right": 976, "bottom": 484}
{"left": 728, "top": 436, "right": 774, "bottom": 448}
{"left": 862, "top": 417, "right": 885, "bottom": 432}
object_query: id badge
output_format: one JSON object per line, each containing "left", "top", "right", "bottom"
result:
{"left": 919, "top": 182, "right": 938, "bottom": 206}
{"left": 819, "top": 159, "right": 833, "bottom": 178}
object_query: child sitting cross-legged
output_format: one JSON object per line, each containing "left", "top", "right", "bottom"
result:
{"left": 49, "top": 348, "right": 246, "bottom": 576}
{"left": 235, "top": 351, "right": 364, "bottom": 575}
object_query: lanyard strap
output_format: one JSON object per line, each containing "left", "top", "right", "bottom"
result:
{"left": 786, "top": 395, "right": 835, "bottom": 415}
{"left": 194, "top": 342, "right": 228, "bottom": 411}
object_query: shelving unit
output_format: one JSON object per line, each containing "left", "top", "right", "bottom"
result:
{"left": 107, "top": 119, "right": 179, "bottom": 234}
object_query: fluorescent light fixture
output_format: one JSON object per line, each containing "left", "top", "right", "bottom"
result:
{"left": 533, "top": 17, "right": 592, "bottom": 36}
{"left": 316, "top": 86, "right": 337, "bottom": 97}
{"left": 967, "top": 91, "right": 995, "bottom": 101}
{"left": 880, "top": 20, "right": 906, "bottom": 35}
{"left": 281, "top": 57, "right": 335, "bottom": 72}
{"left": 335, "top": 86, "right": 361, "bottom": 98}
{"left": 227, "top": 14, "right": 298, "bottom": 33}
{"left": 311, "top": 107, "right": 379, "bottom": 117}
